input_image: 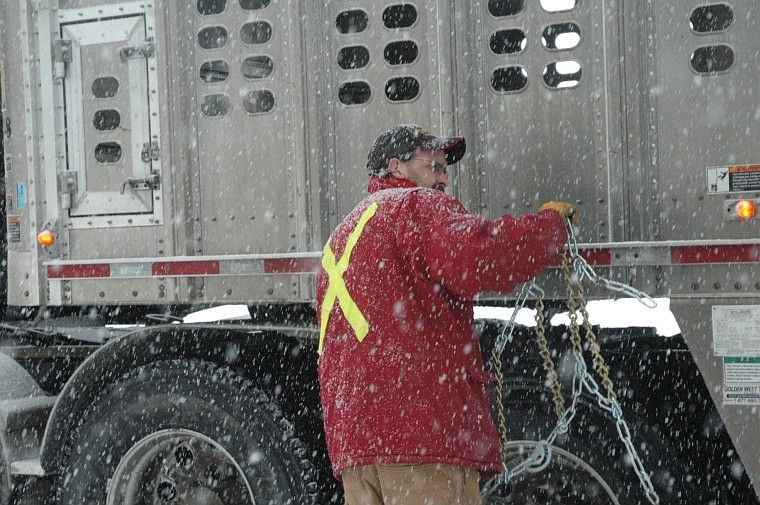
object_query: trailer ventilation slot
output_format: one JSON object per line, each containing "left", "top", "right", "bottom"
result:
{"left": 490, "top": 29, "right": 526, "bottom": 54}
{"left": 201, "top": 94, "right": 231, "bottom": 116}
{"left": 383, "top": 4, "right": 417, "bottom": 29}
{"left": 241, "top": 56, "right": 273, "bottom": 79}
{"left": 690, "top": 45, "right": 734, "bottom": 75}
{"left": 94, "top": 142, "right": 122, "bottom": 164}
{"left": 339, "top": 81, "right": 371, "bottom": 105}
{"left": 542, "top": 22, "right": 581, "bottom": 50}
{"left": 385, "top": 77, "right": 419, "bottom": 102}
{"left": 338, "top": 46, "right": 370, "bottom": 70}
{"left": 241, "top": 21, "right": 272, "bottom": 45}
{"left": 384, "top": 40, "right": 418, "bottom": 65}
{"left": 243, "top": 90, "right": 275, "bottom": 114}
{"left": 240, "top": 0, "right": 270, "bottom": 10}
{"left": 197, "top": 0, "right": 226, "bottom": 16}
{"left": 488, "top": 0, "right": 524, "bottom": 17}
{"left": 690, "top": 4, "right": 733, "bottom": 33}
{"left": 93, "top": 110, "right": 121, "bottom": 131}
{"left": 200, "top": 60, "right": 229, "bottom": 82}
{"left": 540, "top": 0, "right": 577, "bottom": 13}
{"left": 198, "top": 26, "right": 228, "bottom": 50}
{"left": 336, "top": 10, "right": 368, "bottom": 34}
{"left": 92, "top": 77, "right": 119, "bottom": 99}
{"left": 491, "top": 66, "right": 528, "bottom": 93}
{"left": 543, "top": 60, "right": 582, "bottom": 89}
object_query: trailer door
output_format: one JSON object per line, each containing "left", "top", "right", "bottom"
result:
{"left": 58, "top": 6, "right": 161, "bottom": 224}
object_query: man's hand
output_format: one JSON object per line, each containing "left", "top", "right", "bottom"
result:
{"left": 539, "top": 201, "right": 580, "bottom": 228}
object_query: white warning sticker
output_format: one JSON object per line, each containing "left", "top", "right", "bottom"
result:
{"left": 712, "top": 305, "right": 760, "bottom": 357}
{"left": 707, "top": 164, "right": 760, "bottom": 194}
{"left": 723, "top": 358, "right": 760, "bottom": 405}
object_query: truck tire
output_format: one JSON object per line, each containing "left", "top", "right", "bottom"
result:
{"left": 56, "top": 359, "right": 317, "bottom": 505}
{"left": 483, "top": 383, "right": 683, "bottom": 505}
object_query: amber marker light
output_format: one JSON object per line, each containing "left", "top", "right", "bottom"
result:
{"left": 735, "top": 199, "right": 758, "bottom": 220}
{"left": 37, "top": 230, "right": 56, "bottom": 247}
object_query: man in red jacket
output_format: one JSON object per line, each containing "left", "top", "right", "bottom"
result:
{"left": 317, "top": 125, "right": 576, "bottom": 504}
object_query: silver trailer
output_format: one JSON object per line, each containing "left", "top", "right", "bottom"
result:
{"left": 0, "top": 0, "right": 758, "bottom": 503}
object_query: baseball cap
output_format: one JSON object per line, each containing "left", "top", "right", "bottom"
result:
{"left": 366, "top": 124, "right": 466, "bottom": 176}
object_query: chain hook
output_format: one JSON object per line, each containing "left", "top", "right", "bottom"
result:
{"left": 601, "top": 279, "right": 658, "bottom": 308}
{"left": 565, "top": 217, "right": 657, "bottom": 309}
{"left": 526, "top": 441, "right": 552, "bottom": 473}
{"left": 481, "top": 464, "right": 514, "bottom": 501}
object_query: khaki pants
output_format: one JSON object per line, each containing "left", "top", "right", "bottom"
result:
{"left": 342, "top": 464, "right": 482, "bottom": 505}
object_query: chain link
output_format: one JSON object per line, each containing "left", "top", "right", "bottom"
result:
{"left": 566, "top": 259, "right": 617, "bottom": 401}
{"left": 534, "top": 296, "right": 565, "bottom": 418}
{"left": 492, "top": 282, "right": 542, "bottom": 357}
{"left": 490, "top": 346, "right": 509, "bottom": 460}
{"left": 483, "top": 222, "right": 660, "bottom": 504}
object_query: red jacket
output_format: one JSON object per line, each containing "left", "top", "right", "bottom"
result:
{"left": 317, "top": 176, "right": 566, "bottom": 480}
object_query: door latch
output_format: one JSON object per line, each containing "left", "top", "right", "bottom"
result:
{"left": 1, "top": 103, "right": 10, "bottom": 139}
{"left": 120, "top": 37, "right": 155, "bottom": 62}
{"left": 53, "top": 39, "right": 72, "bottom": 79}
{"left": 57, "top": 171, "right": 78, "bottom": 210}
{"left": 120, "top": 172, "right": 161, "bottom": 194}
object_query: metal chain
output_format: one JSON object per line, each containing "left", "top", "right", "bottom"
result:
{"left": 573, "top": 278, "right": 617, "bottom": 400}
{"left": 490, "top": 346, "right": 509, "bottom": 460}
{"left": 490, "top": 281, "right": 553, "bottom": 459}
{"left": 566, "top": 223, "right": 658, "bottom": 309}
{"left": 562, "top": 226, "right": 659, "bottom": 503}
{"left": 534, "top": 296, "right": 565, "bottom": 418}
{"left": 483, "top": 223, "right": 661, "bottom": 504}
{"left": 560, "top": 251, "right": 585, "bottom": 357}
{"left": 492, "top": 282, "right": 537, "bottom": 357}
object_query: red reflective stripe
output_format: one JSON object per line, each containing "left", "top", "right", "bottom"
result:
{"left": 47, "top": 264, "right": 110, "bottom": 279}
{"left": 152, "top": 261, "right": 220, "bottom": 276}
{"left": 45, "top": 245, "right": 760, "bottom": 281}
{"left": 264, "top": 257, "right": 321, "bottom": 273}
{"left": 671, "top": 245, "right": 760, "bottom": 264}
{"left": 578, "top": 248, "right": 612, "bottom": 266}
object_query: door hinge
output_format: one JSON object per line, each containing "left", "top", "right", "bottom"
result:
{"left": 53, "top": 39, "right": 72, "bottom": 79}
{"left": 120, "top": 37, "right": 155, "bottom": 62}
{"left": 141, "top": 140, "right": 160, "bottom": 162}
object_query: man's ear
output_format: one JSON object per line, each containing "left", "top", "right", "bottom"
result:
{"left": 388, "top": 158, "right": 408, "bottom": 180}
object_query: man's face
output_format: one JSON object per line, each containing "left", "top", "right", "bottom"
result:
{"left": 399, "top": 149, "right": 449, "bottom": 191}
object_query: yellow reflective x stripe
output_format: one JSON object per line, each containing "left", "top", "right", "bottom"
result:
{"left": 318, "top": 202, "right": 378, "bottom": 355}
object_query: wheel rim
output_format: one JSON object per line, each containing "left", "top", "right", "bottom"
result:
{"left": 484, "top": 440, "right": 621, "bottom": 504}
{"left": 106, "top": 428, "right": 256, "bottom": 505}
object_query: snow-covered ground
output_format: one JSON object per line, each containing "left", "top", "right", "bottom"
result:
{"left": 182, "top": 304, "right": 252, "bottom": 323}
{"left": 474, "top": 297, "right": 680, "bottom": 336}
{"left": 183, "top": 298, "right": 681, "bottom": 337}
